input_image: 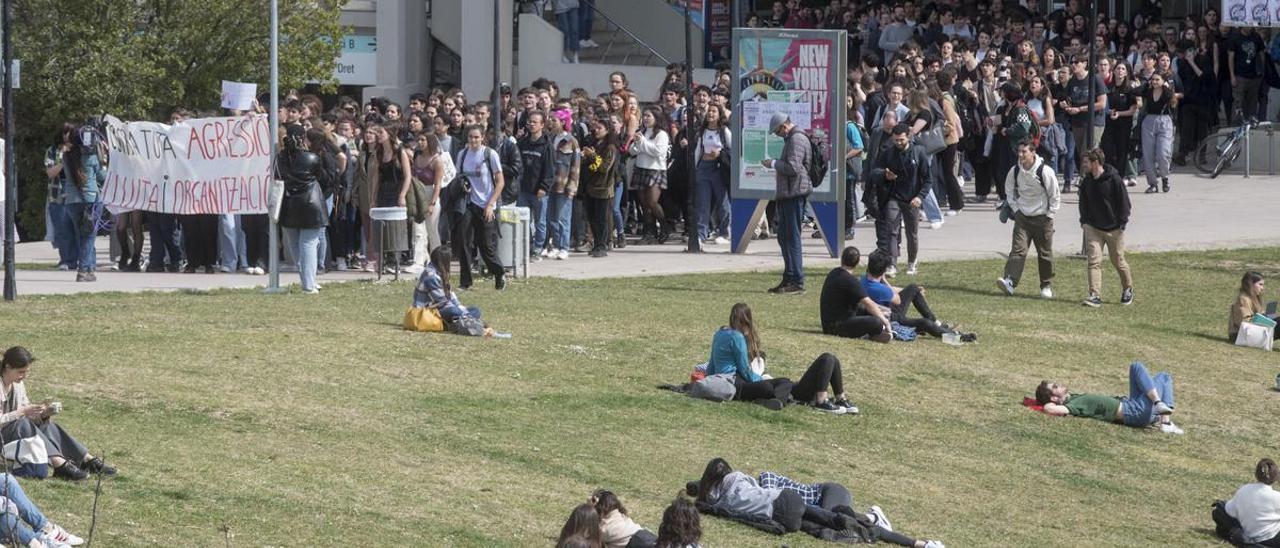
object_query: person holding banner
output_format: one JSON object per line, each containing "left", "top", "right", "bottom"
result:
{"left": 762, "top": 112, "right": 813, "bottom": 295}
{"left": 277, "top": 124, "right": 331, "bottom": 294}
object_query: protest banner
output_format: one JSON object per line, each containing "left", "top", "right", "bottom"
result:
{"left": 1223, "top": 0, "right": 1280, "bottom": 26}
{"left": 730, "top": 28, "right": 846, "bottom": 256}
{"left": 101, "top": 115, "right": 274, "bottom": 215}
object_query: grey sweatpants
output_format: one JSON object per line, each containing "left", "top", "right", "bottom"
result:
{"left": 1141, "top": 114, "right": 1174, "bottom": 189}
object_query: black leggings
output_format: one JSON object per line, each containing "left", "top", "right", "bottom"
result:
{"left": 733, "top": 377, "right": 794, "bottom": 402}
{"left": 823, "top": 315, "right": 885, "bottom": 339}
{"left": 938, "top": 144, "right": 963, "bottom": 211}
{"left": 892, "top": 284, "right": 949, "bottom": 338}
{"left": 791, "top": 353, "right": 844, "bottom": 403}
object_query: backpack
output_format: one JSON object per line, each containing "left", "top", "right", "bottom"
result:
{"left": 805, "top": 132, "right": 829, "bottom": 188}
{"left": 689, "top": 372, "right": 737, "bottom": 402}
{"left": 998, "top": 163, "right": 1050, "bottom": 223}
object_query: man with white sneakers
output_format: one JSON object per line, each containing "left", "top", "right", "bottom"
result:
{"left": 997, "top": 139, "right": 1060, "bottom": 299}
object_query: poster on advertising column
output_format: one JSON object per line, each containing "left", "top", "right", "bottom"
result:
{"left": 1223, "top": 0, "right": 1280, "bottom": 26}
{"left": 731, "top": 28, "right": 845, "bottom": 202}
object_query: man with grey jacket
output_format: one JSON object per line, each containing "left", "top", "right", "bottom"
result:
{"left": 997, "top": 139, "right": 1061, "bottom": 299}
{"left": 761, "top": 112, "right": 812, "bottom": 295}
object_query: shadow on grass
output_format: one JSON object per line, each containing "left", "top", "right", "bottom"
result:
{"left": 780, "top": 326, "right": 829, "bottom": 336}
{"left": 1189, "top": 527, "right": 1223, "bottom": 543}
{"left": 648, "top": 285, "right": 757, "bottom": 294}
{"left": 925, "top": 282, "right": 1076, "bottom": 304}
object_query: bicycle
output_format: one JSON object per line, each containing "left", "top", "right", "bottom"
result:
{"left": 1193, "top": 118, "right": 1274, "bottom": 178}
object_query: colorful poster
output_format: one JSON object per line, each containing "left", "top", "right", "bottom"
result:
{"left": 1224, "top": 0, "right": 1280, "bottom": 26}
{"left": 703, "top": 0, "right": 732, "bottom": 67}
{"left": 732, "top": 29, "right": 845, "bottom": 201}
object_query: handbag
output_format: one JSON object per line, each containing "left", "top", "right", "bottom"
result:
{"left": 914, "top": 125, "right": 946, "bottom": 155}
{"left": 1234, "top": 322, "right": 1274, "bottom": 351}
{"left": 403, "top": 306, "right": 445, "bottom": 332}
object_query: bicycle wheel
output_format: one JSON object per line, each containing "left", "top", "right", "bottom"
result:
{"left": 1194, "top": 133, "right": 1238, "bottom": 177}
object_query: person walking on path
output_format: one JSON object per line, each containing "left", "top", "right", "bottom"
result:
{"left": 1078, "top": 148, "right": 1133, "bottom": 308}
{"left": 761, "top": 112, "right": 813, "bottom": 295}
{"left": 997, "top": 139, "right": 1061, "bottom": 299}
{"left": 868, "top": 124, "right": 929, "bottom": 279}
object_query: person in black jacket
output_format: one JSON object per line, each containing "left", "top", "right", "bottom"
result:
{"left": 868, "top": 124, "right": 929, "bottom": 278}
{"left": 489, "top": 126, "right": 524, "bottom": 206}
{"left": 1078, "top": 148, "right": 1133, "bottom": 308}
{"left": 517, "top": 112, "right": 555, "bottom": 258}
{"left": 1174, "top": 41, "right": 1215, "bottom": 166}
{"left": 277, "top": 124, "right": 331, "bottom": 294}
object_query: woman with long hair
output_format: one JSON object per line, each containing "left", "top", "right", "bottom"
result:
{"left": 581, "top": 114, "right": 619, "bottom": 258}
{"left": 277, "top": 124, "right": 330, "bottom": 293}
{"left": 61, "top": 126, "right": 105, "bottom": 282}
{"left": 935, "top": 72, "right": 965, "bottom": 218}
{"left": 556, "top": 504, "right": 603, "bottom": 548}
{"left": 411, "top": 246, "right": 492, "bottom": 338}
{"left": 694, "top": 105, "right": 731, "bottom": 244}
{"left": 629, "top": 106, "right": 671, "bottom": 244}
{"left": 1040, "top": 47, "right": 1061, "bottom": 79}
{"left": 547, "top": 109, "right": 581, "bottom": 260}
{"left": 1100, "top": 62, "right": 1139, "bottom": 186}
{"left": 590, "top": 490, "right": 658, "bottom": 548}
{"left": 44, "top": 123, "right": 77, "bottom": 271}
{"left": 904, "top": 89, "right": 944, "bottom": 230}
{"left": 410, "top": 131, "right": 447, "bottom": 258}
{"left": 1138, "top": 71, "right": 1176, "bottom": 194}
{"left": 1229, "top": 271, "right": 1279, "bottom": 342}
{"left": 1024, "top": 75, "right": 1058, "bottom": 175}
{"left": 369, "top": 123, "right": 413, "bottom": 274}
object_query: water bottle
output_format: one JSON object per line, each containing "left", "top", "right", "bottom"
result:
{"left": 942, "top": 332, "right": 962, "bottom": 346}
{"left": 492, "top": 332, "right": 513, "bottom": 339}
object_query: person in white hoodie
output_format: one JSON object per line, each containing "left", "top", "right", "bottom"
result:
{"left": 997, "top": 139, "right": 1061, "bottom": 300}
{"left": 628, "top": 107, "right": 671, "bottom": 244}
{"left": 1223, "top": 458, "right": 1280, "bottom": 546}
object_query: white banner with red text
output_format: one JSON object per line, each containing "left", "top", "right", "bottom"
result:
{"left": 101, "top": 114, "right": 273, "bottom": 214}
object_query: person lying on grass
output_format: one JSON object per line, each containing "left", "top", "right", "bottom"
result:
{"left": 0, "top": 346, "right": 116, "bottom": 481}
{"left": 0, "top": 472, "right": 85, "bottom": 547}
{"left": 411, "top": 247, "right": 496, "bottom": 337}
{"left": 1229, "top": 271, "right": 1279, "bottom": 343}
{"left": 690, "top": 458, "right": 945, "bottom": 548}
{"left": 1035, "top": 361, "right": 1184, "bottom": 434}
{"left": 861, "top": 250, "right": 975, "bottom": 341}
{"left": 1214, "top": 458, "right": 1280, "bottom": 547}
{"left": 706, "top": 303, "right": 857, "bottom": 413}
{"left": 556, "top": 503, "right": 602, "bottom": 548}
{"left": 654, "top": 497, "right": 702, "bottom": 548}
{"left": 589, "top": 489, "right": 657, "bottom": 548}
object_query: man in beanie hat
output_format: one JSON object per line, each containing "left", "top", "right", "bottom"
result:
{"left": 761, "top": 111, "right": 813, "bottom": 294}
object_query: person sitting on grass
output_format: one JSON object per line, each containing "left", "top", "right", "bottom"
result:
{"left": 411, "top": 247, "right": 495, "bottom": 337}
{"left": 0, "top": 472, "right": 85, "bottom": 547}
{"left": 861, "top": 251, "right": 973, "bottom": 341}
{"left": 556, "top": 503, "right": 602, "bottom": 548}
{"left": 0, "top": 346, "right": 116, "bottom": 481}
{"left": 690, "top": 458, "right": 945, "bottom": 548}
{"left": 1229, "top": 271, "right": 1279, "bottom": 342}
{"left": 590, "top": 490, "right": 657, "bottom": 548}
{"left": 655, "top": 497, "right": 702, "bottom": 548}
{"left": 1214, "top": 458, "right": 1280, "bottom": 547}
{"left": 1034, "top": 361, "right": 1184, "bottom": 434}
{"left": 705, "top": 303, "right": 796, "bottom": 411}
{"left": 819, "top": 246, "right": 893, "bottom": 343}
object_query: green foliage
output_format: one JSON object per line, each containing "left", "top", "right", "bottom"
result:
{"left": 10, "top": 0, "right": 343, "bottom": 238}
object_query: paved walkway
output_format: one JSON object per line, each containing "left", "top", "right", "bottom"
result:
{"left": 7, "top": 171, "right": 1280, "bottom": 295}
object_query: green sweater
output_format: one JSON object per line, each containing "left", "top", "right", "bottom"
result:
{"left": 1065, "top": 393, "right": 1121, "bottom": 423}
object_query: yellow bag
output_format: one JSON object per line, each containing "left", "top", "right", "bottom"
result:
{"left": 403, "top": 306, "right": 445, "bottom": 332}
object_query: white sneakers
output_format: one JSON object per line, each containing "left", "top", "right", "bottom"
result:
{"left": 579, "top": 39, "right": 599, "bottom": 48}
{"left": 868, "top": 505, "right": 892, "bottom": 532}
{"left": 996, "top": 277, "right": 1015, "bottom": 296}
{"left": 1160, "top": 421, "right": 1185, "bottom": 435}
{"left": 906, "top": 262, "right": 919, "bottom": 276}
{"left": 1039, "top": 285, "right": 1054, "bottom": 299}
{"left": 945, "top": 209, "right": 959, "bottom": 217}
{"left": 923, "top": 541, "right": 946, "bottom": 548}
{"left": 929, "top": 220, "right": 944, "bottom": 230}
{"left": 40, "top": 521, "right": 83, "bottom": 546}
{"left": 402, "top": 264, "right": 425, "bottom": 275}
{"left": 713, "top": 236, "right": 730, "bottom": 245}
{"left": 885, "top": 265, "right": 897, "bottom": 279}
{"left": 556, "top": 249, "right": 569, "bottom": 260}
{"left": 335, "top": 257, "right": 349, "bottom": 271}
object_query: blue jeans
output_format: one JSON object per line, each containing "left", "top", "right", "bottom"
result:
{"left": 46, "top": 203, "right": 76, "bottom": 268}
{"left": 548, "top": 193, "right": 574, "bottom": 250}
{"left": 1120, "top": 362, "right": 1175, "bottom": 427}
{"left": 316, "top": 197, "right": 333, "bottom": 272}
{"left": 218, "top": 214, "right": 247, "bottom": 270}
{"left": 284, "top": 227, "right": 323, "bottom": 291}
{"left": 776, "top": 196, "right": 806, "bottom": 287}
{"left": 64, "top": 202, "right": 98, "bottom": 272}
{"left": 695, "top": 160, "right": 729, "bottom": 240}
{"left": 518, "top": 191, "right": 549, "bottom": 252}
{"left": 147, "top": 212, "right": 183, "bottom": 269}
{"left": 1060, "top": 121, "right": 1077, "bottom": 184}
{"left": 578, "top": 0, "right": 595, "bottom": 40}
{"left": 441, "top": 304, "right": 481, "bottom": 323}
{"left": 556, "top": 9, "right": 580, "bottom": 52}
{"left": 611, "top": 180, "right": 624, "bottom": 238}
{"left": 0, "top": 473, "right": 50, "bottom": 545}
{"left": 921, "top": 189, "right": 942, "bottom": 223}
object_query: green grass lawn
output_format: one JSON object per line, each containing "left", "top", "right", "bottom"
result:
{"left": 3, "top": 247, "right": 1279, "bottom": 547}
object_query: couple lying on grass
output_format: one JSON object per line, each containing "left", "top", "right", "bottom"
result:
{"left": 555, "top": 490, "right": 701, "bottom": 548}
{"left": 819, "top": 246, "right": 975, "bottom": 343}
{"left": 688, "top": 457, "right": 944, "bottom": 547}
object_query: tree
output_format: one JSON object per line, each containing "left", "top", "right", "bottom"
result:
{"left": 11, "top": 0, "right": 343, "bottom": 239}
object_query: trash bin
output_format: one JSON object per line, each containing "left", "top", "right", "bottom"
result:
{"left": 497, "top": 205, "right": 530, "bottom": 280}
{"left": 370, "top": 206, "right": 408, "bottom": 280}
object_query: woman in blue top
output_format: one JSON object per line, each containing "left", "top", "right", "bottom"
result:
{"left": 62, "top": 127, "right": 105, "bottom": 282}
{"left": 707, "top": 303, "right": 857, "bottom": 414}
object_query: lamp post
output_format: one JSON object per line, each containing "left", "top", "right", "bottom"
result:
{"left": 2, "top": 0, "right": 14, "bottom": 301}
{"left": 266, "top": 0, "right": 281, "bottom": 292}
{"left": 684, "top": 1, "right": 700, "bottom": 253}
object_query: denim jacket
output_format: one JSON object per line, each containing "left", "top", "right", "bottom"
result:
{"left": 61, "top": 154, "right": 103, "bottom": 204}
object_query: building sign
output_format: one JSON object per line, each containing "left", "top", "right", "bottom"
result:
{"left": 335, "top": 33, "right": 377, "bottom": 86}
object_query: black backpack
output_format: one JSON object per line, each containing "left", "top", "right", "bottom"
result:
{"left": 805, "top": 132, "right": 829, "bottom": 188}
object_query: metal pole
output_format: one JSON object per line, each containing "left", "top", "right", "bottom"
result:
{"left": 684, "top": 1, "right": 701, "bottom": 253}
{"left": 1085, "top": 0, "right": 1097, "bottom": 150}
{"left": 266, "top": 0, "right": 281, "bottom": 291}
{"left": 1244, "top": 123, "right": 1251, "bottom": 178}
{"left": 492, "top": 0, "right": 502, "bottom": 138}
{"left": 2, "top": 0, "right": 14, "bottom": 301}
